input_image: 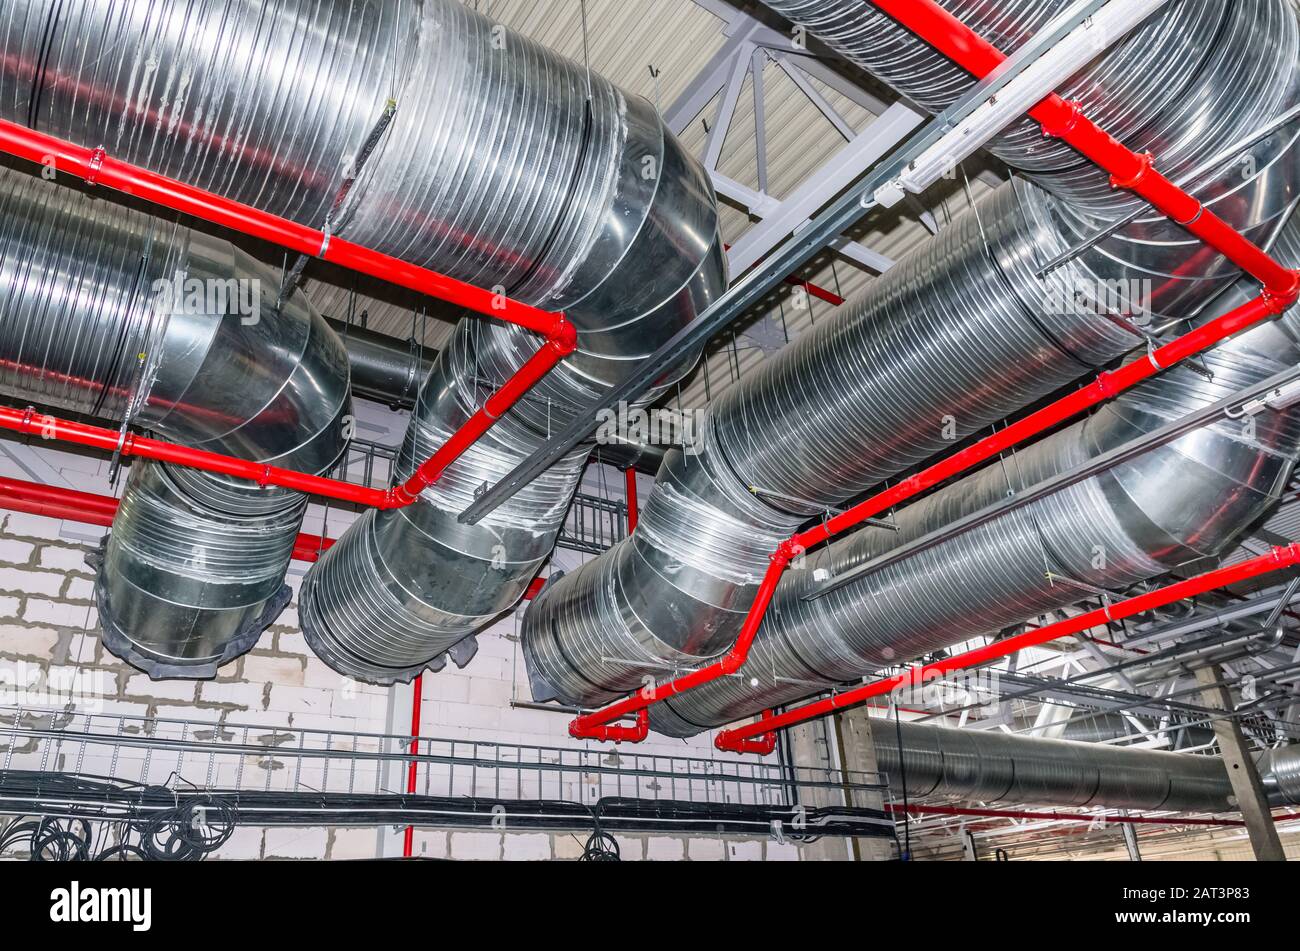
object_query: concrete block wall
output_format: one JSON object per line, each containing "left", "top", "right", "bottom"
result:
{"left": 0, "top": 414, "right": 817, "bottom": 861}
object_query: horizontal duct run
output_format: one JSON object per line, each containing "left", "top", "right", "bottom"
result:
{"left": 0, "top": 165, "right": 351, "bottom": 677}
{"left": 521, "top": 0, "right": 1300, "bottom": 728}
{"left": 871, "top": 718, "right": 1300, "bottom": 813}
{"left": 324, "top": 319, "right": 433, "bottom": 411}
{"left": 650, "top": 206, "right": 1300, "bottom": 736}
{"left": 0, "top": 0, "right": 725, "bottom": 683}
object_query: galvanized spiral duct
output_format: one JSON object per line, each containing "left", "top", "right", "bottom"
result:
{"left": 764, "top": 0, "right": 1300, "bottom": 215}
{"left": 648, "top": 211, "right": 1300, "bottom": 736}
{"left": 869, "top": 719, "right": 1300, "bottom": 812}
{"left": 522, "top": 0, "right": 1300, "bottom": 717}
{"left": 0, "top": 0, "right": 412, "bottom": 226}
{"left": 0, "top": 164, "right": 352, "bottom": 677}
{"left": 1259, "top": 744, "right": 1300, "bottom": 806}
{"left": 522, "top": 178, "right": 1148, "bottom": 707}
{"left": 766, "top": 0, "right": 1300, "bottom": 325}
{"left": 296, "top": 1, "right": 727, "bottom": 684}
{"left": 0, "top": 0, "right": 726, "bottom": 683}
{"left": 870, "top": 719, "right": 1238, "bottom": 813}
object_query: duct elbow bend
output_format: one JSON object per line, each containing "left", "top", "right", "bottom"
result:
{"left": 97, "top": 237, "right": 352, "bottom": 679}
{"left": 0, "top": 166, "right": 351, "bottom": 679}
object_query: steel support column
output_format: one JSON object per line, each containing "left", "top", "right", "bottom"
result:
{"left": 1194, "top": 664, "right": 1288, "bottom": 861}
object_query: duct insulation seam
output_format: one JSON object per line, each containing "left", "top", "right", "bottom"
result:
{"left": 521, "top": 0, "right": 1300, "bottom": 722}
{"left": 0, "top": 164, "right": 352, "bottom": 678}
{"left": 0, "top": 0, "right": 727, "bottom": 683}
{"left": 649, "top": 208, "right": 1300, "bottom": 737}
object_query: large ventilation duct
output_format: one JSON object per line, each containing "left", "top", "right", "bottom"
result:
{"left": 766, "top": 0, "right": 1297, "bottom": 215}
{"left": 764, "top": 0, "right": 1300, "bottom": 324}
{"left": 648, "top": 211, "right": 1300, "bottom": 736}
{"left": 296, "top": 2, "right": 726, "bottom": 684}
{"left": 522, "top": 0, "right": 1300, "bottom": 715}
{"left": 0, "top": 165, "right": 351, "bottom": 677}
{"left": 871, "top": 718, "right": 1300, "bottom": 813}
{"left": 1260, "top": 744, "right": 1300, "bottom": 806}
{"left": 524, "top": 180, "right": 1144, "bottom": 706}
{"left": 325, "top": 319, "right": 433, "bottom": 411}
{"left": 0, "top": 0, "right": 726, "bottom": 684}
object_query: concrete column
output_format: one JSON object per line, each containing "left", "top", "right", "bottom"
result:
{"left": 1194, "top": 664, "right": 1285, "bottom": 861}
{"left": 786, "top": 717, "right": 852, "bottom": 861}
{"left": 835, "top": 707, "right": 896, "bottom": 861}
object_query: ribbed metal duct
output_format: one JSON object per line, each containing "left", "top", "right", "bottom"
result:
{"left": 767, "top": 0, "right": 1300, "bottom": 326}
{"left": 871, "top": 719, "right": 1238, "bottom": 812}
{"left": 1051, "top": 712, "right": 1215, "bottom": 750}
{"left": 523, "top": 179, "right": 1143, "bottom": 706}
{"left": 297, "top": 2, "right": 726, "bottom": 684}
{"left": 872, "top": 719, "right": 1300, "bottom": 813}
{"left": 1259, "top": 744, "right": 1300, "bottom": 805}
{"left": 648, "top": 211, "right": 1300, "bottom": 736}
{"left": 765, "top": 0, "right": 1299, "bottom": 214}
{"left": 522, "top": 0, "right": 1300, "bottom": 716}
{"left": 0, "top": 0, "right": 726, "bottom": 683}
{"left": 0, "top": 165, "right": 351, "bottom": 677}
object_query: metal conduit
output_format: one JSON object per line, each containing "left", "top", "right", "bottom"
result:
{"left": 521, "top": 0, "right": 1300, "bottom": 717}
{"left": 0, "top": 0, "right": 726, "bottom": 683}
{"left": 649, "top": 211, "right": 1300, "bottom": 736}
{"left": 0, "top": 165, "right": 351, "bottom": 677}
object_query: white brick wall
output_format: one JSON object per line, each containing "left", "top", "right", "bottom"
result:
{"left": 0, "top": 429, "right": 803, "bottom": 862}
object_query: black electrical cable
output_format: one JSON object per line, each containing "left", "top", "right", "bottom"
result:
{"left": 0, "top": 770, "right": 893, "bottom": 857}
{"left": 892, "top": 702, "right": 911, "bottom": 861}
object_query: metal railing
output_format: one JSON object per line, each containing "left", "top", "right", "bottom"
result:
{"left": 0, "top": 705, "right": 887, "bottom": 817}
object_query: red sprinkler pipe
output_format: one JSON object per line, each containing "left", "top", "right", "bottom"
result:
{"left": 624, "top": 468, "right": 639, "bottom": 532}
{"left": 403, "top": 674, "right": 424, "bottom": 858}
{"left": 0, "top": 479, "right": 586, "bottom": 585}
{"left": 0, "top": 475, "right": 336, "bottom": 563}
{"left": 716, "top": 545, "right": 1300, "bottom": 751}
{"left": 568, "top": 289, "right": 1297, "bottom": 742}
{"left": 0, "top": 319, "right": 572, "bottom": 511}
{"left": 0, "top": 119, "right": 579, "bottom": 514}
{"left": 0, "top": 119, "right": 568, "bottom": 339}
{"left": 0, "top": 477, "right": 119, "bottom": 526}
{"left": 864, "top": 0, "right": 1299, "bottom": 301}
